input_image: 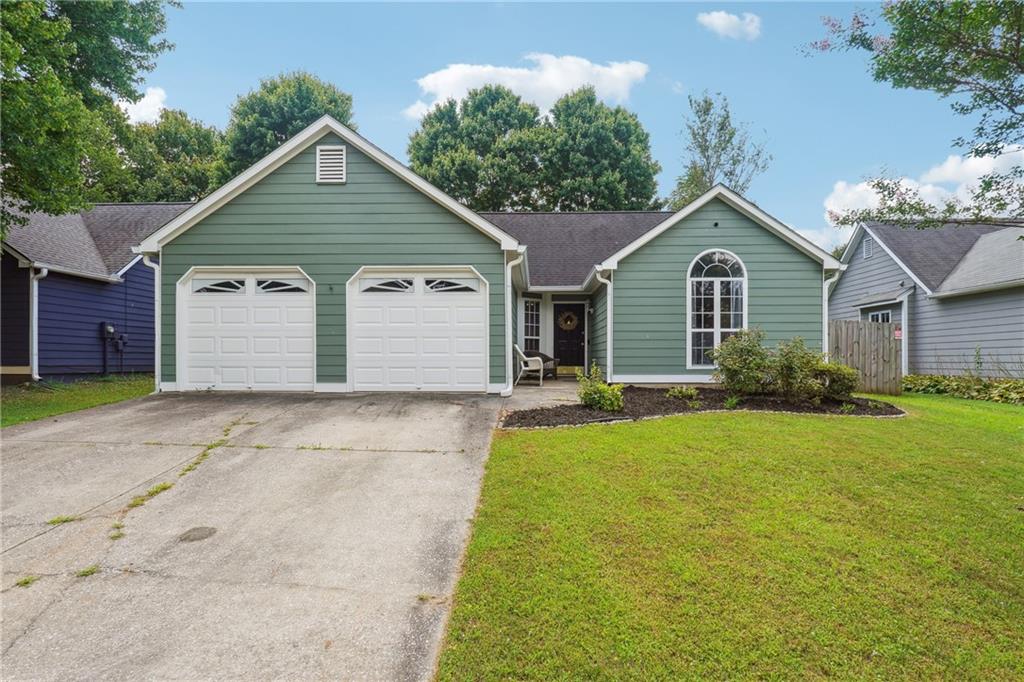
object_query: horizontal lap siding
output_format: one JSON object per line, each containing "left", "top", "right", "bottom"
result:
{"left": 613, "top": 199, "right": 823, "bottom": 375}
{"left": 589, "top": 285, "right": 607, "bottom": 374}
{"left": 38, "top": 260, "right": 154, "bottom": 375}
{"left": 829, "top": 230, "right": 910, "bottom": 321}
{"left": 2, "top": 252, "right": 30, "bottom": 366}
{"left": 910, "top": 288, "right": 1024, "bottom": 377}
{"left": 160, "top": 133, "right": 506, "bottom": 384}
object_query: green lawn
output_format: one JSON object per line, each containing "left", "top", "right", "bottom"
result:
{"left": 439, "top": 395, "right": 1024, "bottom": 680}
{"left": 1, "top": 375, "right": 153, "bottom": 428}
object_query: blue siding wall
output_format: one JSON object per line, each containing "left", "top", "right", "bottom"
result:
{"left": 37, "top": 259, "right": 154, "bottom": 375}
{"left": 1, "top": 251, "right": 30, "bottom": 366}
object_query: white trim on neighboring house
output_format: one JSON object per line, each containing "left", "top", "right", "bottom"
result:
{"left": 853, "top": 224, "right": 934, "bottom": 295}
{"left": 115, "top": 254, "right": 144, "bottom": 278}
{"left": 599, "top": 185, "right": 842, "bottom": 271}
{"left": 612, "top": 374, "right": 716, "bottom": 384}
{"left": 898, "top": 288, "right": 911, "bottom": 375}
{"left": 174, "top": 265, "right": 317, "bottom": 392}
{"left": 685, "top": 249, "right": 749, "bottom": 371}
{"left": 29, "top": 267, "right": 48, "bottom": 380}
{"left": 931, "top": 280, "right": 1024, "bottom": 298}
{"left": 594, "top": 268, "right": 613, "bottom": 377}
{"left": 136, "top": 115, "right": 519, "bottom": 254}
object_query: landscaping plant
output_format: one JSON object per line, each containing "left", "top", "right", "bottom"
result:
{"left": 575, "top": 363, "right": 624, "bottom": 412}
{"left": 666, "top": 386, "right": 698, "bottom": 401}
{"left": 903, "top": 374, "right": 1024, "bottom": 405}
{"left": 708, "top": 329, "right": 772, "bottom": 395}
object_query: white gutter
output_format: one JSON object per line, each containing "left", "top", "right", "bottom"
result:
{"left": 30, "top": 267, "right": 49, "bottom": 380}
{"left": 929, "top": 280, "right": 1024, "bottom": 299}
{"left": 142, "top": 255, "right": 161, "bottom": 392}
{"left": 28, "top": 262, "right": 121, "bottom": 283}
{"left": 501, "top": 247, "right": 526, "bottom": 396}
{"left": 822, "top": 272, "right": 839, "bottom": 361}
{"left": 594, "top": 267, "right": 613, "bottom": 378}
{"left": 898, "top": 288, "right": 912, "bottom": 376}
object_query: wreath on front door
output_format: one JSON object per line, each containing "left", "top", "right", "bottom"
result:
{"left": 557, "top": 310, "right": 579, "bottom": 332}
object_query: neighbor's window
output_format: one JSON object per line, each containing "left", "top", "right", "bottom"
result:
{"left": 523, "top": 298, "right": 541, "bottom": 352}
{"left": 868, "top": 310, "right": 891, "bottom": 323}
{"left": 688, "top": 250, "right": 746, "bottom": 368}
{"left": 863, "top": 236, "right": 874, "bottom": 259}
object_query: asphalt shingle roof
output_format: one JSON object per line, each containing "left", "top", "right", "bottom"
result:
{"left": 936, "top": 226, "right": 1024, "bottom": 294}
{"left": 5, "top": 203, "right": 192, "bottom": 278}
{"left": 866, "top": 222, "right": 1005, "bottom": 292}
{"left": 482, "top": 211, "right": 672, "bottom": 287}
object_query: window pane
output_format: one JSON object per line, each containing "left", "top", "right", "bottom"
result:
{"left": 361, "top": 278, "right": 413, "bottom": 293}
{"left": 256, "top": 279, "right": 307, "bottom": 293}
{"left": 524, "top": 338, "right": 539, "bottom": 352}
{"left": 691, "top": 331, "right": 714, "bottom": 366}
{"left": 193, "top": 279, "right": 245, "bottom": 294}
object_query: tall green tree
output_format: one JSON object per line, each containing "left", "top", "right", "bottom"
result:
{"left": 408, "top": 85, "right": 544, "bottom": 211}
{"left": 221, "top": 71, "right": 355, "bottom": 181}
{"left": 668, "top": 91, "right": 772, "bottom": 210}
{"left": 540, "top": 87, "right": 662, "bottom": 211}
{"left": 1, "top": 0, "right": 174, "bottom": 234}
{"left": 812, "top": 1, "right": 1024, "bottom": 227}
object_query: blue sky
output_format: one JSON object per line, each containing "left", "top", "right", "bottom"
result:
{"left": 132, "top": 2, "right": 980, "bottom": 249}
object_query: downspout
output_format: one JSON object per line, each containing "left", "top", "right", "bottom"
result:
{"left": 898, "top": 289, "right": 911, "bottom": 376}
{"left": 501, "top": 247, "right": 526, "bottom": 397}
{"left": 594, "top": 268, "right": 613, "bottom": 380}
{"left": 822, "top": 272, "right": 839, "bottom": 361}
{"left": 142, "top": 255, "right": 160, "bottom": 393}
{"left": 30, "top": 267, "right": 49, "bottom": 380}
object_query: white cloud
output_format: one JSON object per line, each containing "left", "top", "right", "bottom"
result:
{"left": 119, "top": 86, "right": 166, "bottom": 124}
{"left": 823, "top": 146, "right": 1024, "bottom": 226}
{"left": 402, "top": 53, "right": 649, "bottom": 120}
{"left": 671, "top": 80, "right": 685, "bottom": 95}
{"left": 697, "top": 11, "right": 762, "bottom": 41}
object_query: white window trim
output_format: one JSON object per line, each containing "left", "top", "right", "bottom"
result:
{"left": 315, "top": 145, "right": 347, "bottom": 184}
{"left": 868, "top": 310, "right": 891, "bottom": 323}
{"left": 522, "top": 297, "right": 541, "bottom": 352}
{"left": 685, "top": 249, "right": 748, "bottom": 371}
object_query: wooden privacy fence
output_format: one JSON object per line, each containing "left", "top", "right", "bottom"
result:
{"left": 829, "top": 320, "right": 902, "bottom": 395}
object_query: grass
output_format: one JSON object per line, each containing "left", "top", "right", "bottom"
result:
{"left": 15, "top": 576, "right": 39, "bottom": 588}
{"left": 75, "top": 564, "right": 99, "bottom": 578}
{"left": 1, "top": 375, "right": 152, "bottom": 428}
{"left": 439, "top": 394, "right": 1024, "bottom": 680}
{"left": 126, "top": 482, "right": 173, "bottom": 509}
{"left": 46, "top": 515, "right": 79, "bottom": 526}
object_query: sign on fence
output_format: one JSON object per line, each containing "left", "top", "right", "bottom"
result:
{"left": 828, "top": 319, "right": 902, "bottom": 395}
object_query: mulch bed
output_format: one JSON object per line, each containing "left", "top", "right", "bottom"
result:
{"left": 502, "top": 385, "right": 904, "bottom": 429}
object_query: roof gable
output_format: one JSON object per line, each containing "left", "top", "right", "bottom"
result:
{"left": 866, "top": 222, "right": 1003, "bottom": 292}
{"left": 138, "top": 116, "right": 518, "bottom": 253}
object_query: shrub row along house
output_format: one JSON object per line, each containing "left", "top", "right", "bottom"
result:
{"left": 828, "top": 222, "right": 1024, "bottom": 378}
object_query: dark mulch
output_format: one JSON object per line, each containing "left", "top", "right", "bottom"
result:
{"left": 503, "top": 385, "right": 904, "bottom": 428}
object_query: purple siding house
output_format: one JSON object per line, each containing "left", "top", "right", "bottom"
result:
{"left": 1, "top": 203, "right": 190, "bottom": 382}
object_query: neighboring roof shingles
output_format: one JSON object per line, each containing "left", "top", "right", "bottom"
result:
{"left": 482, "top": 211, "right": 671, "bottom": 287}
{"left": 866, "top": 222, "right": 1004, "bottom": 292}
{"left": 4, "top": 203, "right": 192, "bottom": 278}
{"left": 937, "top": 227, "right": 1024, "bottom": 294}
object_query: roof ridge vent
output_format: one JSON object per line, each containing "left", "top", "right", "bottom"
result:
{"left": 316, "top": 145, "right": 346, "bottom": 184}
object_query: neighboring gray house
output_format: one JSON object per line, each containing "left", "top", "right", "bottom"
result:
{"left": 829, "top": 222, "right": 1024, "bottom": 377}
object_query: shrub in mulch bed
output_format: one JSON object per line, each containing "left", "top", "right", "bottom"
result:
{"left": 502, "top": 385, "right": 903, "bottom": 429}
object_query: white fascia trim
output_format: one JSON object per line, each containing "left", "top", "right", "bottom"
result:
{"left": 115, "top": 254, "right": 144, "bottom": 278}
{"left": 599, "top": 185, "right": 842, "bottom": 271}
{"left": 612, "top": 374, "right": 716, "bottom": 384}
{"left": 137, "top": 115, "right": 519, "bottom": 253}
{"left": 860, "top": 224, "right": 934, "bottom": 295}
{"left": 30, "top": 261, "right": 121, "bottom": 283}
{"left": 930, "top": 279, "right": 1024, "bottom": 299}
{"left": 526, "top": 285, "right": 590, "bottom": 293}
{"left": 1, "top": 243, "right": 32, "bottom": 266}
{"left": 853, "top": 297, "right": 909, "bottom": 310}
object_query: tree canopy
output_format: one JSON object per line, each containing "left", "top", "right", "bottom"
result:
{"left": 1, "top": 0, "right": 175, "bottom": 234}
{"left": 408, "top": 85, "right": 661, "bottom": 211}
{"left": 812, "top": 0, "right": 1024, "bottom": 227}
{"left": 220, "top": 71, "right": 356, "bottom": 181}
{"left": 668, "top": 91, "right": 772, "bottom": 210}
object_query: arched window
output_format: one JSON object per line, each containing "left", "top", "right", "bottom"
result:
{"left": 687, "top": 250, "right": 747, "bottom": 368}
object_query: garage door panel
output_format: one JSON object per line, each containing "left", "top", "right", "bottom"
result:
{"left": 252, "top": 337, "right": 281, "bottom": 355}
{"left": 219, "top": 337, "right": 248, "bottom": 355}
{"left": 187, "top": 366, "right": 216, "bottom": 384}
{"left": 285, "top": 337, "right": 314, "bottom": 355}
{"left": 189, "top": 307, "right": 216, "bottom": 325}
{"left": 285, "top": 307, "right": 313, "bottom": 325}
{"left": 252, "top": 307, "right": 281, "bottom": 324}
{"left": 350, "top": 272, "right": 487, "bottom": 392}
{"left": 252, "top": 366, "right": 283, "bottom": 386}
{"left": 219, "top": 307, "right": 248, "bottom": 325}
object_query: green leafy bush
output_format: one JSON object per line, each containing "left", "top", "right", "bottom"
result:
{"left": 666, "top": 386, "right": 698, "bottom": 400}
{"left": 773, "top": 338, "right": 823, "bottom": 402}
{"left": 903, "top": 374, "right": 1024, "bottom": 404}
{"left": 576, "top": 363, "right": 624, "bottom": 412}
{"left": 814, "top": 361, "right": 859, "bottom": 400}
{"left": 724, "top": 395, "right": 742, "bottom": 409}
{"left": 710, "top": 329, "right": 772, "bottom": 395}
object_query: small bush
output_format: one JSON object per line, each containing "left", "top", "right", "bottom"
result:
{"left": 576, "top": 363, "right": 624, "bottom": 412}
{"left": 666, "top": 386, "right": 698, "bottom": 401}
{"left": 710, "top": 329, "right": 772, "bottom": 395}
{"left": 815, "top": 362, "right": 859, "bottom": 400}
{"left": 773, "top": 338, "right": 825, "bottom": 403}
{"left": 724, "top": 395, "right": 742, "bottom": 409}
{"left": 687, "top": 400, "right": 703, "bottom": 410}
{"left": 903, "top": 374, "right": 1024, "bottom": 404}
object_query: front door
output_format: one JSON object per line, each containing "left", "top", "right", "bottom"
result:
{"left": 553, "top": 303, "right": 586, "bottom": 367}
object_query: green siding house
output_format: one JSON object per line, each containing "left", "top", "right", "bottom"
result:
{"left": 137, "top": 116, "right": 841, "bottom": 394}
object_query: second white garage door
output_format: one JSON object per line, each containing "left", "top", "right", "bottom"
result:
{"left": 348, "top": 271, "right": 488, "bottom": 391}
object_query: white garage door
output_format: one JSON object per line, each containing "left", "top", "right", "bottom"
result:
{"left": 181, "top": 272, "right": 314, "bottom": 391}
{"left": 349, "top": 272, "right": 488, "bottom": 391}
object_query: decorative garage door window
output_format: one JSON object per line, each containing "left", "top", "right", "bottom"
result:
{"left": 360, "top": 278, "right": 414, "bottom": 293}
{"left": 192, "top": 279, "right": 245, "bottom": 294}
{"left": 426, "top": 278, "right": 478, "bottom": 293}
{"left": 256, "top": 278, "right": 309, "bottom": 294}
{"left": 688, "top": 250, "right": 746, "bottom": 368}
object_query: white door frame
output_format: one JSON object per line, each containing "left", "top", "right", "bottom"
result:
{"left": 550, "top": 299, "right": 589, "bottom": 369}
{"left": 173, "top": 265, "right": 316, "bottom": 391}
{"left": 345, "top": 265, "right": 490, "bottom": 392}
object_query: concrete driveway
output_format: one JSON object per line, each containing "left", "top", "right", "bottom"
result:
{"left": 1, "top": 391, "right": 502, "bottom": 681}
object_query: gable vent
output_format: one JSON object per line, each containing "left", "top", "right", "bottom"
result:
{"left": 316, "top": 145, "right": 346, "bottom": 183}
{"left": 863, "top": 236, "right": 874, "bottom": 259}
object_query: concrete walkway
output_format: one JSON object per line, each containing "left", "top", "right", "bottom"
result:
{"left": 1, "top": 392, "right": 501, "bottom": 681}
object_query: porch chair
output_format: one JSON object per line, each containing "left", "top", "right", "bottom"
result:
{"left": 514, "top": 344, "right": 544, "bottom": 386}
